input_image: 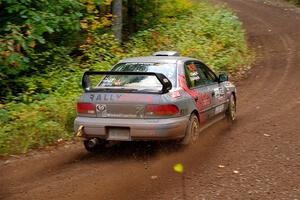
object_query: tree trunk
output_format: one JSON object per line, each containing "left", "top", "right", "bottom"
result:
{"left": 112, "top": 0, "right": 122, "bottom": 43}
{"left": 127, "top": 0, "right": 135, "bottom": 34}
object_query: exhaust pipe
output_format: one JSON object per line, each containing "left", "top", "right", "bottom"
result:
{"left": 87, "top": 138, "right": 99, "bottom": 148}
{"left": 76, "top": 125, "right": 84, "bottom": 137}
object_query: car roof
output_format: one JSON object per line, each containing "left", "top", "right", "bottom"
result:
{"left": 118, "top": 56, "right": 201, "bottom": 64}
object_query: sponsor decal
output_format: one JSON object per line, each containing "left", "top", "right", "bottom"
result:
{"left": 94, "top": 94, "right": 153, "bottom": 103}
{"left": 178, "top": 74, "right": 211, "bottom": 122}
{"left": 96, "top": 94, "right": 122, "bottom": 101}
{"left": 118, "top": 94, "right": 153, "bottom": 103}
{"left": 215, "top": 104, "right": 224, "bottom": 115}
{"left": 224, "top": 82, "right": 234, "bottom": 88}
{"left": 135, "top": 105, "right": 144, "bottom": 118}
{"left": 89, "top": 94, "right": 95, "bottom": 101}
{"left": 214, "top": 87, "right": 225, "bottom": 102}
{"left": 187, "top": 63, "right": 197, "bottom": 72}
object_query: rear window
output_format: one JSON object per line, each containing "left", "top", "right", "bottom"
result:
{"left": 97, "top": 63, "right": 177, "bottom": 91}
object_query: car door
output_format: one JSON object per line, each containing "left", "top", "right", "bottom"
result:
{"left": 183, "top": 61, "right": 212, "bottom": 123}
{"left": 198, "top": 63, "right": 227, "bottom": 118}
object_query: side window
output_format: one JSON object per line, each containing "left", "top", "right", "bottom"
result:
{"left": 184, "top": 61, "right": 207, "bottom": 88}
{"left": 198, "top": 63, "right": 218, "bottom": 84}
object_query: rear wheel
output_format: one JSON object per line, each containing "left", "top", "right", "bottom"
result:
{"left": 83, "top": 138, "right": 107, "bottom": 153}
{"left": 180, "top": 113, "right": 200, "bottom": 145}
{"left": 226, "top": 94, "right": 237, "bottom": 122}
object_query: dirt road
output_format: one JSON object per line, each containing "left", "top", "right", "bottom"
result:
{"left": 1, "top": 0, "right": 300, "bottom": 199}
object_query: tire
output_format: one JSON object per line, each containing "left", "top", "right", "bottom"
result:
{"left": 83, "top": 139, "right": 106, "bottom": 153}
{"left": 226, "top": 94, "right": 237, "bottom": 122}
{"left": 179, "top": 113, "right": 200, "bottom": 145}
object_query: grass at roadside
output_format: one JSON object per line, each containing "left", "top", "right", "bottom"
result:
{"left": 286, "top": 0, "right": 300, "bottom": 5}
{"left": 0, "top": 2, "right": 252, "bottom": 155}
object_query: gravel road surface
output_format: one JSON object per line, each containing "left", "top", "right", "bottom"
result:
{"left": 1, "top": 0, "right": 300, "bottom": 199}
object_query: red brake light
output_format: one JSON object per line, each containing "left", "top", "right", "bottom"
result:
{"left": 77, "top": 103, "right": 96, "bottom": 114}
{"left": 145, "top": 104, "right": 179, "bottom": 116}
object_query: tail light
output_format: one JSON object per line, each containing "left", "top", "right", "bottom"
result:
{"left": 145, "top": 104, "right": 179, "bottom": 116}
{"left": 77, "top": 103, "right": 96, "bottom": 114}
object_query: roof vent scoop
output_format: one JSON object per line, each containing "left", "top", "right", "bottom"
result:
{"left": 153, "top": 51, "right": 180, "bottom": 57}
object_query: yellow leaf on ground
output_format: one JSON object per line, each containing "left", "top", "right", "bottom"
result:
{"left": 173, "top": 163, "right": 184, "bottom": 173}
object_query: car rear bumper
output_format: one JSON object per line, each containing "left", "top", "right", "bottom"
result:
{"left": 74, "top": 116, "right": 189, "bottom": 141}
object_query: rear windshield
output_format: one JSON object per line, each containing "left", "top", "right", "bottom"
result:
{"left": 97, "top": 63, "right": 177, "bottom": 91}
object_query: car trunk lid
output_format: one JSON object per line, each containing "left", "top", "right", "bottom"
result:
{"left": 77, "top": 71, "right": 178, "bottom": 119}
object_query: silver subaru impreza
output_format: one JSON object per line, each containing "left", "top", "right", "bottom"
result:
{"left": 74, "top": 51, "right": 236, "bottom": 152}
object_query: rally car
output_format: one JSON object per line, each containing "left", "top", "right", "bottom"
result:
{"left": 74, "top": 51, "right": 236, "bottom": 152}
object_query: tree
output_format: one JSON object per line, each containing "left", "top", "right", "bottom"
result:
{"left": 112, "top": 0, "right": 122, "bottom": 43}
{"left": 127, "top": 0, "right": 136, "bottom": 34}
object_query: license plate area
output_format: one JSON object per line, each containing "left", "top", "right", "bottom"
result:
{"left": 107, "top": 127, "right": 131, "bottom": 141}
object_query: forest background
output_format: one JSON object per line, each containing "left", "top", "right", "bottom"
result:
{"left": 0, "top": 0, "right": 251, "bottom": 155}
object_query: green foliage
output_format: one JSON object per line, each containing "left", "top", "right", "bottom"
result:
{"left": 126, "top": 2, "right": 249, "bottom": 73}
{"left": 0, "top": 0, "right": 83, "bottom": 98}
{"left": 158, "top": 0, "right": 193, "bottom": 19}
{"left": 123, "top": 0, "right": 192, "bottom": 34}
{"left": 0, "top": 96, "right": 76, "bottom": 154}
{"left": 0, "top": 1, "right": 251, "bottom": 155}
{"left": 78, "top": 33, "right": 125, "bottom": 69}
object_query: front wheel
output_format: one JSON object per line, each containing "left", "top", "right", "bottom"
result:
{"left": 179, "top": 113, "right": 200, "bottom": 145}
{"left": 226, "top": 94, "right": 237, "bottom": 122}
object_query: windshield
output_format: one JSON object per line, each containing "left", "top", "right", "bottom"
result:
{"left": 96, "top": 63, "right": 177, "bottom": 91}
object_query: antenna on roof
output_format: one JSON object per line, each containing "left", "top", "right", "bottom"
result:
{"left": 153, "top": 51, "right": 180, "bottom": 56}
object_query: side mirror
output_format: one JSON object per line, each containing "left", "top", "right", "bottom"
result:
{"left": 218, "top": 72, "right": 228, "bottom": 83}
